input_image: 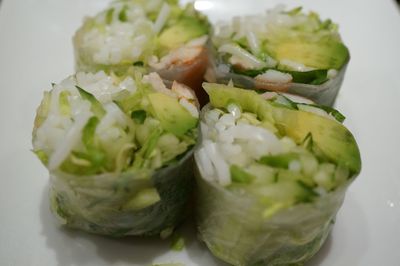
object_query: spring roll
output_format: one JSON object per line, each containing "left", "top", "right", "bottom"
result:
{"left": 194, "top": 83, "right": 361, "bottom": 265}
{"left": 206, "top": 6, "right": 350, "bottom": 106}
{"left": 32, "top": 71, "right": 199, "bottom": 236}
{"left": 73, "top": 0, "right": 210, "bottom": 102}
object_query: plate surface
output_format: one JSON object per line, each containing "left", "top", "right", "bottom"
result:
{"left": 1, "top": 0, "right": 400, "bottom": 265}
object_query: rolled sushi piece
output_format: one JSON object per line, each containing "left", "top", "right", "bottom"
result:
{"left": 73, "top": 0, "right": 210, "bottom": 99}
{"left": 194, "top": 83, "right": 361, "bottom": 265}
{"left": 206, "top": 6, "right": 350, "bottom": 106}
{"left": 32, "top": 71, "right": 199, "bottom": 236}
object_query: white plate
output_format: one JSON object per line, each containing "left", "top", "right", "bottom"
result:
{"left": 1, "top": 0, "right": 400, "bottom": 265}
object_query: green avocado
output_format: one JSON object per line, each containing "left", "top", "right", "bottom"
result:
{"left": 202, "top": 83, "right": 274, "bottom": 123}
{"left": 203, "top": 83, "right": 361, "bottom": 175}
{"left": 147, "top": 92, "right": 197, "bottom": 136}
{"left": 272, "top": 106, "right": 360, "bottom": 175}
{"left": 158, "top": 16, "right": 208, "bottom": 51}
{"left": 266, "top": 37, "right": 350, "bottom": 70}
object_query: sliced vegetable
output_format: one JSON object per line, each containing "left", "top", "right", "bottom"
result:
{"left": 230, "top": 165, "right": 254, "bottom": 184}
{"left": 148, "top": 92, "right": 198, "bottom": 137}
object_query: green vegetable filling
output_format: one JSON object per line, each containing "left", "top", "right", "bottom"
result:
{"left": 35, "top": 76, "right": 198, "bottom": 176}
{"left": 215, "top": 7, "right": 350, "bottom": 84}
{"left": 204, "top": 84, "right": 361, "bottom": 210}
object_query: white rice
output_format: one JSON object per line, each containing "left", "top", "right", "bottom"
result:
{"left": 279, "top": 59, "right": 315, "bottom": 72}
{"left": 327, "top": 69, "right": 338, "bottom": 79}
{"left": 75, "top": 71, "right": 124, "bottom": 103}
{"left": 79, "top": 3, "right": 154, "bottom": 66}
{"left": 197, "top": 104, "right": 288, "bottom": 185}
{"left": 48, "top": 112, "right": 92, "bottom": 170}
{"left": 297, "top": 105, "right": 336, "bottom": 121}
{"left": 255, "top": 69, "right": 293, "bottom": 83}
{"left": 203, "top": 140, "right": 231, "bottom": 186}
{"left": 218, "top": 43, "right": 266, "bottom": 69}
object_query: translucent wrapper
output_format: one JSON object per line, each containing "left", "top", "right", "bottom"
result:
{"left": 196, "top": 168, "right": 351, "bottom": 266}
{"left": 194, "top": 84, "right": 361, "bottom": 265}
{"left": 49, "top": 149, "right": 194, "bottom": 237}
{"left": 205, "top": 52, "right": 348, "bottom": 107}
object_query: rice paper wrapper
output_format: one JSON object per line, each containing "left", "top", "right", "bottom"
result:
{"left": 49, "top": 150, "right": 194, "bottom": 237}
{"left": 195, "top": 167, "right": 352, "bottom": 266}
{"left": 205, "top": 48, "right": 348, "bottom": 107}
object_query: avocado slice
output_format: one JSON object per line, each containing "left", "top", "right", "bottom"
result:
{"left": 158, "top": 16, "right": 208, "bottom": 51}
{"left": 202, "top": 83, "right": 274, "bottom": 123}
{"left": 147, "top": 92, "right": 197, "bottom": 137}
{"left": 203, "top": 83, "right": 361, "bottom": 175}
{"left": 272, "top": 107, "right": 361, "bottom": 174}
{"left": 266, "top": 37, "right": 349, "bottom": 70}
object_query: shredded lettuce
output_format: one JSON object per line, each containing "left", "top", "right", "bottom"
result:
{"left": 118, "top": 5, "right": 128, "bottom": 22}
{"left": 82, "top": 116, "right": 100, "bottom": 149}
{"left": 230, "top": 165, "right": 254, "bottom": 184}
{"left": 132, "top": 127, "right": 163, "bottom": 169}
{"left": 259, "top": 153, "right": 299, "bottom": 169}
{"left": 59, "top": 91, "right": 71, "bottom": 116}
{"left": 33, "top": 150, "right": 49, "bottom": 165}
{"left": 131, "top": 109, "right": 147, "bottom": 124}
{"left": 170, "top": 233, "right": 185, "bottom": 251}
{"left": 76, "top": 86, "right": 106, "bottom": 117}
